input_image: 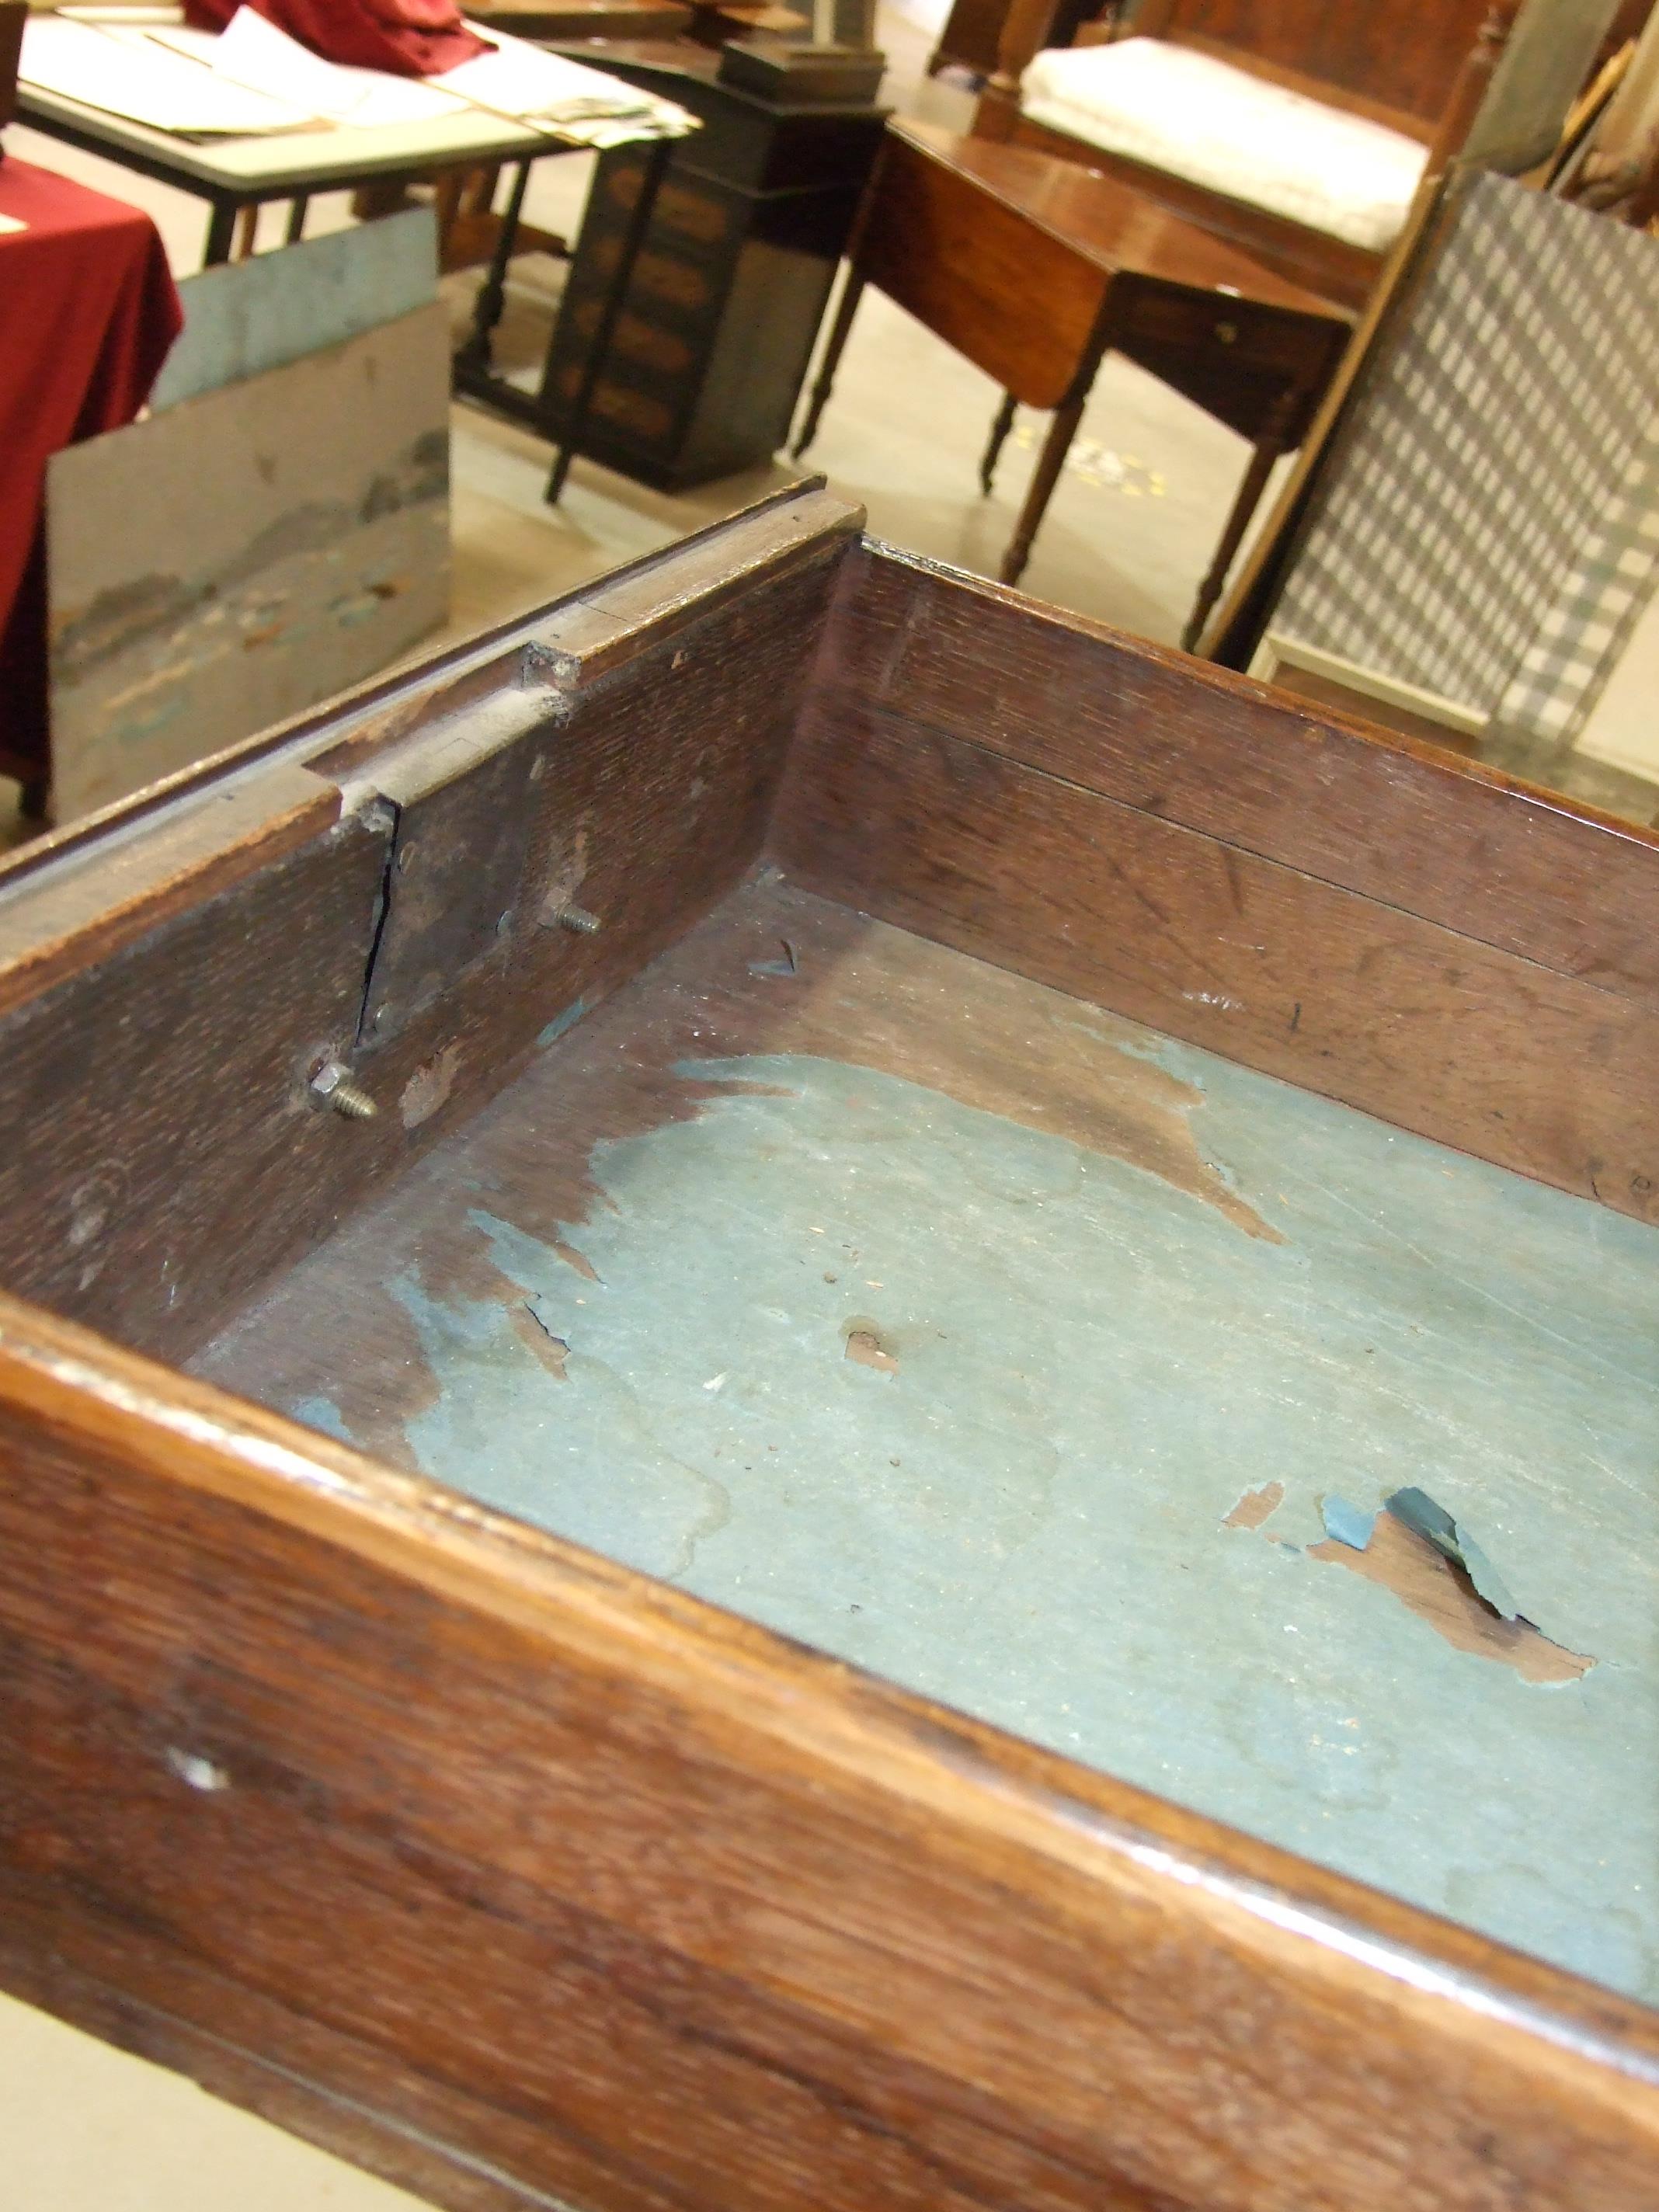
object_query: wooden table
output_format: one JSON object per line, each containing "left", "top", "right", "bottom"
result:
{"left": 14, "top": 78, "right": 676, "bottom": 501}
{"left": 468, "top": 0, "right": 693, "bottom": 34}
{"left": 795, "top": 119, "right": 1351, "bottom": 646}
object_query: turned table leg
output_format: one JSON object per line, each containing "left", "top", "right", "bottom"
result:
{"left": 1000, "top": 390, "right": 1087, "bottom": 586}
{"left": 980, "top": 393, "right": 1017, "bottom": 494}
{"left": 1182, "top": 393, "right": 1296, "bottom": 654}
{"left": 792, "top": 269, "right": 867, "bottom": 458}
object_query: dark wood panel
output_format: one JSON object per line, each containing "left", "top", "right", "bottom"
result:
{"left": 811, "top": 544, "right": 1659, "bottom": 1010}
{"left": 0, "top": 792, "right": 391, "bottom": 1360}
{"left": 2, "top": 1299, "right": 1657, "bottom": 2212}
{"left": 0, "top": 492, "right": 860, "bottom": 1361}
{"left": 770, "top": 693, "right": 1659, "bottom": 1225}
{"left": 1164, "top": 0, "right": 1496, "bottom": 126}
{"left": 858, "top": 131, "right": 1109, "bottom": 409}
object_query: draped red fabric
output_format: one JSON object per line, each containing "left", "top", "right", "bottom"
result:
{"left": 0, "top": 161, "right": 182, "bottom": 777}
{"left": 180, "top": 0, "right": 491, "bottom": 78}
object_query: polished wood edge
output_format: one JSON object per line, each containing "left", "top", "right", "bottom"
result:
{"left": 288, "top": 487, "right": 865, "bottom": 777}
{"left": 4, "top": 1285, "right": 1657, "bottom": 2116}
{"left": 882, "top": 118, "right": 1353, "bottom": 316}
{"left": 0, "top": 767, "right": 343, "bottom": 1021}
{"left": 0, "top": 480, "right": 852, "bottom": 887}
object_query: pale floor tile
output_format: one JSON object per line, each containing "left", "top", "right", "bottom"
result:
{"left": 0, "top": 1994, "right": 435, "bottom": 2210}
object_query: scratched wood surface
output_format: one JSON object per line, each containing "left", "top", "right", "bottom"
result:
{"left": 194, "top": 878, "right": 1659, "bottom": 2013}
{"left": 772, "top": 543, "right": 1659, "bottom": 1226}
{"left": 0, "top": 488, "right": 857, "bottom": 1362}
{"left": 5, "top": 502, "right": 1659, "bottom": 2212}
{"left": 4, "top": 1288, "right": 1657, "bottom": 2212}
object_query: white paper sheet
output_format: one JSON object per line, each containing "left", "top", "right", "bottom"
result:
{"left": 19, "top": 14, "right": 320, "bottom": 134}
{"left": 436, "top": 23, "right": 659, "bottom": 120}
{"left": 208, "top": 7, "right": 469, "bottom": 128}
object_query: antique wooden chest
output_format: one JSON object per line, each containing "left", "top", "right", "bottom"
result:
{"left": 0, "top": 486, "right": 1655, "bottom": 2212}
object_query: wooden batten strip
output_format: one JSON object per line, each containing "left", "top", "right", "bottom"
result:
{"left": 815, "top": 544, "right": 1659, "bottom": 1010}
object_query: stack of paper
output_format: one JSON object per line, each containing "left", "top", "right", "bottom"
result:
{"left": 188, "top": 9, "right": 471, "bottom": 130}
{"left": 20, "top": 13, "right": 321, "bottom": 134}
{"left": 24, "top": 5, "right": 695, "bottom": 147}
{"left": 437, "top": 23, "right": 693, "bottom": 142}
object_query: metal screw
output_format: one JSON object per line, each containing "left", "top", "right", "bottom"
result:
{"left": 310, "top": 1059, "right": 377, "bottom": 1119}
{"left": 544, "top": 901, "right": 600, "bottom": 935}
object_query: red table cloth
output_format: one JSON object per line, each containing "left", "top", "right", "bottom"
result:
{"left": 182, "top": 0, "right": 489, "bottom": 76}
{"left": 0, "top": 158, "right": 182, "bottom": 784}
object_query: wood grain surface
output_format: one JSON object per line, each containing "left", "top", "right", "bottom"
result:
{"left": 802, "top": 543, "right": 1659, "bottom": 1005}
{"left": 0, "top": 492, "right": 859, "bottom": 1360}
{"left": 774, "top": 545, "right": 1659, "bottom": 1224}
{"left": 774, "top": 694, "right": 1659, "bottom": 1226}
{"left": 2, "top": 1296, "right": 1657, "bottom": 2212}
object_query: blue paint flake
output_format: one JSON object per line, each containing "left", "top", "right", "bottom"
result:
{"left": 1320, "top": 1494, "right": 1378, "bottom": 1552}
{"left": 1387, "top": 1486, "right": 1521, "bottom": 1621}
{"left": 536, "top": 998, "right": 589, "bottom": 1050}
{"left": 292, "top": 1393, "right": 353, "bottom": 1444}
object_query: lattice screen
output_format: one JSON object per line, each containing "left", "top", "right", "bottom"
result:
{"left": 1273, "top": 172, "right": 1659, "bottom": 743}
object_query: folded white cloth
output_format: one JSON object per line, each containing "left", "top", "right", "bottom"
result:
{"left": 1021, "top": 37, "right": 1428, "bottom": 252}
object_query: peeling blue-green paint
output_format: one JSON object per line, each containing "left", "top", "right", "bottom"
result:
{"left": 290, "top": 1393, "right": 353, "bottom": 1445}
{"left": 535, "top": 999, "right": 589, "bottom": 1051}
{"left": 280, "top": 1041, "right": 1656, "bottom": 2004}
{"left": 1320, "top": 1495, "right": 1379, "bottom": 1553}
{"left": 1387, "top": 1485, "right": 1522, "bottom": 1620}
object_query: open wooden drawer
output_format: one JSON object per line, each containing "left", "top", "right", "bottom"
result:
{"left": 1, "top": 485, "right": 1655, "bottom": 2212}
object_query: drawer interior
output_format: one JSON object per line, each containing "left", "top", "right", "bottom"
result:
{"left": 186, "top": 869, "right": 1656, "bottom": 2005}
{"left": 2, "top": 478, "right": 1657, "bottom": 2182}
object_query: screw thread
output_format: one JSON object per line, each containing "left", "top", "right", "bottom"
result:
{"left": 558, "top": 904, "right": 601, "bottom": 935}
{"left": 329, "top": 1084, "right": 378, "bottom": 1120}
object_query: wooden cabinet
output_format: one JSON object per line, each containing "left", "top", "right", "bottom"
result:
{"left": 541, "top": 43, "right": 885, "bottom": 487}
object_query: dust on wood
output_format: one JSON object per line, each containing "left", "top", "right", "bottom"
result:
{"left": 192, "top": 877, "right": 1282, "bottom": 1458}
{"left": 1309, "top": 1514, "right": 1595, "bottom": 1687}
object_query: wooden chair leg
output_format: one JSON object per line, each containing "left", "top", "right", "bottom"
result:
{"left": 791, "top": 270, "right": 867, "bottom": 458}
{"left": 999, "top": 392, "right": 1086, "bottom": 586}
{"left": 1182, "top": 428, "right": 1288, "bottom": 655}
{"left": 980, "top": 394, "right": 1017, "bottom": 495}
{"left": 234, "top": 204, "right": 260, "bottom": 259}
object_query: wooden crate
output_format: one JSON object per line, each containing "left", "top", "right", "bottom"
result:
{"left": 0, "top": 485, "right": 1655, "bottom": 2212}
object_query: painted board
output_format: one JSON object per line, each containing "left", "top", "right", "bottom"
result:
{"left": 148, "top": 207, "right": 439, "bottom": 416}
{"left": 47, "top": 304, "right": 450, "bottom": 823}
{"left": 194, "top": 878, "right": 1659, "bottom": 2007}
